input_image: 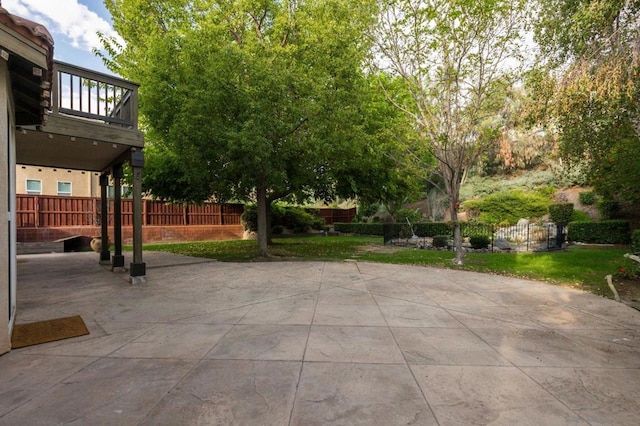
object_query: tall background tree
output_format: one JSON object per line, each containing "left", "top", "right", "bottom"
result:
{"left": 533, "top": 0, "right": 640, "bottom": 205}
{"left": 101, "top": 0, "right": 416, "bottom": 256}
{"left": 370, "top": 0, "right": 528, "bottom": 263}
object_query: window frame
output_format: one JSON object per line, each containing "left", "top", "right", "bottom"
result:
{"left": 25, "top": 179, "right": 42, "bottom": 195}
{"left": 57, "top": 181, "right": 72, "bottom": 196}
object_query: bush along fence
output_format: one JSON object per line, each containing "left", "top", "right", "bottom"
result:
{"left": 337, "top": 218, "right": 636, "bottom": 252}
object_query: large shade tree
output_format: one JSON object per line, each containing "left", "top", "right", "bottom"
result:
{"left": 370, "top": 0, "right": 528, "bottom": 263}
{"left": 101, "top": 0, "right": 412, "bottom": 256}
{"left": 533, "top": 0, "right": 640, "bottom": 204}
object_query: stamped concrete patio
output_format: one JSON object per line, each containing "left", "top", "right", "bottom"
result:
{"left": 1, "top": 251, "right": 640, "bottom": 425}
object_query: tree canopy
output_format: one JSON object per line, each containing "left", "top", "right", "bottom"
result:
{"left": 101, "top": 0, "right": 420, "bottom": 255}
{"left": 370, "top": 0, "right": 529, "bottom": 263}
{"left": 533, "top": 0, "right": 640, "bottom": 204}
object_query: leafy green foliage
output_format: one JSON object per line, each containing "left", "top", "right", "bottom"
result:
{"left": 414, "top": 223, "right": 453, "bottom": 237}
{"left": 463, "top": 190, "right": 552, "bottom": 225}
{"left": 432, "top": 235, "right": 449, "bottom": 248}
{"left": 394, "top": 208, "right": 422, "bottom": 225}
{"left": 579, "top": 191, "right": 596, "bottom": 205}
{"left": 571, "top": 210, "right": 591, "bottom": 222}
{"left": 372, "top": 0, "right": 529, "bottom": 263}
{"left": 460, "top": 171, "right": 557, "bottom": 201}
{"left": 533, "top": 0, "right": 640, "bottom": 208}
{"left": 354, "top": 203, "right": 381, "bottom": 223}
{"left": 568, "top": 220, "right": 631, "bottom": 244}
{"left": 242, "top": 203, "right": 325, "bottom": 234}
{"left": 632, "top": 230, "right": 640, "bottom": 254}
{"left": 597, "top": 200, "right": 621, "bottom": 220}
{"left": 469, "top": 235, "right": 491, "bottom": 250}
{"left": 102, "top": 0, "right": 410, "bottom": 255}
{"left": 548, "top": 203, "right": 574, "bottom": 224}
{"left": 334, "top": 222, "right": 385, "bottom": 236}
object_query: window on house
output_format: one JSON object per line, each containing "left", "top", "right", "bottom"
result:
{"left": 25, "top": 179, "right": 42, "bottom": 195}
{"left": 107, "top": 185, "right": 131, "bottom": 198}
{"left": 57, "top": 181, "right": 72, "bottom": 196}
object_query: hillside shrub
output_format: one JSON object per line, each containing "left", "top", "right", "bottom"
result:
{"left": 241, "top": 204, "right": 258, "bottom": 232}
{"left": 549, "top": 203, "right": 574, "bottom": 224}
{"left": 597, "top": 200, "right": 620, "bottom": 219}
{"left": 469, "top": 235, "right": 491, "bottom": 249}
{"left": 568, "top": 220, "right": 631, "bottom": 244}
{"left": 571, "top": 210, "right": 591, "bottom": 222}
{"left": 632, "top": 230, "right": 640, "bottom": 254}
{"left": 579, "top": 191, "right": 596, "bottom": 205}
{"left": 462, "top": 189, "right": 551, "bottom": 225}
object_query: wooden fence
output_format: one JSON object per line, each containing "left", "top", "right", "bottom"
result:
{"left": 315, "top": 207, "right": 356, "bottom": 225}
{"left": 16, "top": 195, "right": 244, "bottom": 228}
{"left": 16, "top": 195, "right": 356, "bottom": 228}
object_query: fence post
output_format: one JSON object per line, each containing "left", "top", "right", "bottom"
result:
{"left": 527, "top": 224, "right": 530, "bottom": 252}
{"left": 92, "top": 197, "right": 98, "bottom": 226}
{"left": 183, "top": 203, "right": 188, "bottom": 225}
{"left": 34, "top": 196, "right": 40, "bottom": 228}
{"left": 491, "top": 224, "right": 494, "bottom": 252}
{"left": 142, "top": 199, "right": 148, "bottom": 226}
{"left": 219, "top": 204, "right": 224, "bottom": 225}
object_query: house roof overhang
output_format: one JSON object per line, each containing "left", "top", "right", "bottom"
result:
{"left": 0, "top": 6, "right": 53, "bottom": 126}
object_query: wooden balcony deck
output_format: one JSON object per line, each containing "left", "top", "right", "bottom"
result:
{"left": 16, "top": 60, "right": 143, "bottom": 172}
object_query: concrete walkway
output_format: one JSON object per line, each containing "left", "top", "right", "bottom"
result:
{"left": 2, "top": 251, "right": 640, "bottom": 425}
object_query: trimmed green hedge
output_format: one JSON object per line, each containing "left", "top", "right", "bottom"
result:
{"left": 414, "top": 223, "right": 453, "bottom": 237}
{"left": 549, "top": 203, "right": 574, "bottom": 224}
{"left": 632, "top": 229, "right": 640, "bottom": 254}
{"left": 334, "top": 222, "right": 385, "bottom": 236}
{"left": 568, "top": 220, "right": 631, "bottom": 244}
{"left": 579, "top": 191, "right": 596, "bottom": 205}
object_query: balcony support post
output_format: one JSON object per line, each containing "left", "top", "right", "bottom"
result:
{"left": 111, "top": 163, "right": 125, "bottom": 270}
{"left": 99, "top": 173, "right": 110, "bottom": 264}
{"left": 129, "top": 150, "right": 146, "bottom": 283}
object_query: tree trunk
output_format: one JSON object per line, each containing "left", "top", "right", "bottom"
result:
{"left": 256, "top": 185, "right": 269, "bottom": 257}
{"left": 440, "top": 158, "right": 465, "bottom": 265}
{"left": 266, "top": 202, "right": 274, "bottom": 245}
{"left": 450, "top": 206, "right": 464, "bottom": 265}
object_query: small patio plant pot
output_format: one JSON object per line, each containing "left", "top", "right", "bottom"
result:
{"left": 90, "top": 236, "right": 108, "bottom": 253}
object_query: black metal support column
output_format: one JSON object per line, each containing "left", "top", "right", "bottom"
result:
{"left": 99, "top": 173, "right": 110, "bottom": 264}
{"left": 129, "top": 150, "right": 146, "bottom": 282}
{"left": 111, "top": 163, "right": 125, "bottom": 270}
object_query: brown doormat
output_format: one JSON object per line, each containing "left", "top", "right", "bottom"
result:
{"left": 11, "top": 315, "right": 90, "bottom": 349}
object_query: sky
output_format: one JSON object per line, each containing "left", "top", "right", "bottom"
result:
{"left": 2, "top": 0, "right": 120, "bottom": 75}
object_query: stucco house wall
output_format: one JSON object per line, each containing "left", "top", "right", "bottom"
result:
{"left": 0, "top": 58, "right": 14, "bottom": 354}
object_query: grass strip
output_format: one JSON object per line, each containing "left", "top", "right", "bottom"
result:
{"left": 141, "top": 236, "right": 631, "bottom": 298}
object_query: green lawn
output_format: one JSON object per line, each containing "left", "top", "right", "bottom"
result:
{"left": 141, "top": 236, "right": 632, "bottom": 298}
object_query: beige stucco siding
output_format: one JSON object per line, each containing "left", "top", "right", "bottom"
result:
{"left": 16, "top": 166, "right": 99, "bottom": 197}
{"left": 0, "top": 60, "right": 12, "bottom": 354}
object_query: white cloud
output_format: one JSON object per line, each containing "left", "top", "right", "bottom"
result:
{"left": 2, "top": 0, "right": 122, "bottom": 52}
